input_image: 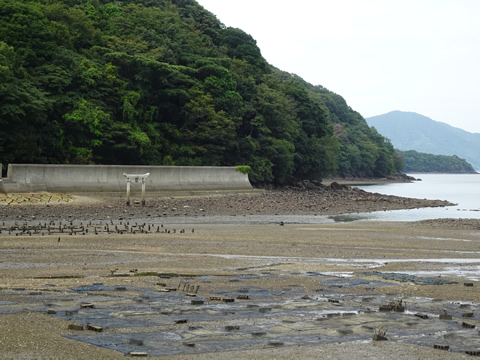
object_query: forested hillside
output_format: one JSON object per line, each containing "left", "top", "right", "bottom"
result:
{"left": 0, "top": 0, "right": 402, "bottom": 184}
{"left": 398, "top": 150, "right": 476, "bottom": 174}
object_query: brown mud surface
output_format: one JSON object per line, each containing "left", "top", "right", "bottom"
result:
{"left": 0, "top": 188, "right": 478, "bottom": 359}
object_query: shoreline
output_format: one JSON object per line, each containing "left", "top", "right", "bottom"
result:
{"left": 320, "top": 174, "right": 419, "bottom": 186}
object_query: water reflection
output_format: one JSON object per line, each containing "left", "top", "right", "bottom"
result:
{"left": 354, "top": 173, "right": 480, "bottom": 221}
{"left": 329, "top": 214, "right": 369, "bottom": 222}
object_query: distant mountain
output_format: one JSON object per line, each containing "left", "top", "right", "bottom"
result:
{"left": 366, "top": 111, "right": 480, "bottom": 170}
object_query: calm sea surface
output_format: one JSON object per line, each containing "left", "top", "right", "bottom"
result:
{"left": 342, "top": 173, "right": 480, "bottom": 222}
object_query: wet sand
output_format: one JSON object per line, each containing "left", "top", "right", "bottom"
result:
{"left": 0, "top": 189, "right": 478, "bottom": 359}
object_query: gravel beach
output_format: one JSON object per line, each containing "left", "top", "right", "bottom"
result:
{"left": 0, "top": 185, "right": 478, "bottom": 359}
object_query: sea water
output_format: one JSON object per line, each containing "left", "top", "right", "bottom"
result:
{"left": 343, "top": 173, "right": 480, "bottom": 222}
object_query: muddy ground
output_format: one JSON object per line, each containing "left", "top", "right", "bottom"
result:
{"left": 0, "top": 187, "right": 479, "bottom": 359}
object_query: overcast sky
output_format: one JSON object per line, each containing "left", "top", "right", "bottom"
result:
{"left": 196, "top": 0, "right": 480, "bottom": 134}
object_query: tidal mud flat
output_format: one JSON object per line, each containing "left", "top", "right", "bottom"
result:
{"left": 0, "top": 188, "right": 478, "bottom": 359}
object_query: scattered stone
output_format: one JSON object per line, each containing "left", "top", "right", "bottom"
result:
{"left": 268, "top": 341, "right": 284, "bottom": 347}
{"left": 129, "top": 338, "right": 144, "bottom": 346}
{"left": 373, "top": 327, "right": 388, "bottom": 341}
{"left": 433, "top": 344, "right": 450, "bottom": 351}
{"left": 465, "top": 350, "right": 480, "bottom": 356}
{"left": 225, "top": 325, "right": 240, "bottom": 331}
{"left": 129, "top": 352, "right": 148, "bottom": 357}
{"left": 414, "top": 313, "right": 428, "bottom": 319}
{"left": 438, "top": 309, "right": 452, "bottom": 320}
{"left": 252, "top": 332, "right": 267, "bottom": 337}
{"left": 68, "top": 324, "right": 84, "bottom": 331}
{"left": 86, "top": 324, "right": 103, "bottom": 332}
{"left": 379, "top": 299, "right": 405, "bottom": 312}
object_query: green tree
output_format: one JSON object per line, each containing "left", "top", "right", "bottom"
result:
{"left": 0, "top": 0, "right": 401, "bottom": 185}
{"left": 0, "top": 41, "right": 55, "bottom": 163}
{"left": 62, "top": 98, "right": 111, "bottom": 163}
{"left": 180, "top": 86, "right": 237, "bottom": 164}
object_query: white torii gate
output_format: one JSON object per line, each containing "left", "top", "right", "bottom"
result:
{"left": 123, "top": 173, "right": 150, "bottom": 206}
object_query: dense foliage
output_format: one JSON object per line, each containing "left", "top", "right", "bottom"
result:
{"left": 399, "top": 150, "right": 476, "bottom": 173}
{"left": 0, "top": 0, "right": 403, "bottom": 184}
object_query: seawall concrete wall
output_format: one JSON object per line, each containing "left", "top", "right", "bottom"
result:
{"left": 1, "top": 164, "right": 252, "bottom": 193}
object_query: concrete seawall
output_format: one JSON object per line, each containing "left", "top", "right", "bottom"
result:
{"left": 0, "top": 164, "right": 252, "bottom": 194}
